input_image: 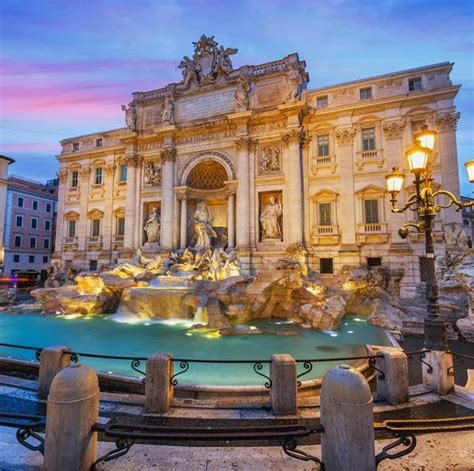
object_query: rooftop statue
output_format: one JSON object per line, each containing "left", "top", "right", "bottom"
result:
{"left": 121, "top": 102, "right": 137, "bottom": 131}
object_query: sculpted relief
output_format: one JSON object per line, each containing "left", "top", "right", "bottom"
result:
{"left": 258, "top": 146, "right": 281, "bottom": 175}
{"left": 144, "top": 162, "right": 162, "bottom": 186}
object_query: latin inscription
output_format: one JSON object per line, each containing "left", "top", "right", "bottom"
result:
{"left": 176, "top": 90, "right": 235, "bottom": 121}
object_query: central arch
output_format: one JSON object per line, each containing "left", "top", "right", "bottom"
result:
{"left": 186, "top": 159, "right": 228, "bottom": 190}
{"left": 179, "top": 151, "right": 236, "bottom": 186}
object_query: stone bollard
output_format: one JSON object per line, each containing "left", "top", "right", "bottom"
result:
{"left": 44, "top": 364, "right": 99, "bottom": 471}
{"left": 145, "top": 353, "right": 174, "bottom": 413}
{"left": 422, "top": 350, "right": 454, "bottom": 395}
{"left": 270, "top": 354, "right": 298, "bottom": 416}
{"left": 371, "top": 346, "right": 409, "bottom": 405}
{"left": 38, "top": 345, "right": 71, "bottom": 400}
{"left": 321, "top": 364, "right": 375, "bottom": 471}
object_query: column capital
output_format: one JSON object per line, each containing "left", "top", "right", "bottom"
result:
{"left": 382, "top": 119, "right": 406, "bottom": 140}
{"left": 174, "top": 186, "right": 188, "bottom": 201}
{"left": 224, "top": 180, "right": 238, "bottom": 197}
{"left": 58, "top": 169, "right": 68, "bottom": 182}
{"left": 335, "top": 126, "right": 356, "bottom": 146}
{"left": 79, "top": 166, "right": 91, "bottom": 177}
{"left": 235, "top": 137, "right": 257, "bottom": 152}
{"left": 434, "top": 112, "right": 460, "bottom": 131}
{"left": 160, "top": 147, "right": 177, "bottom": 162}
{"left": 124, "top": 154, "right": 142, "bottom": 167}
{"left": 105, "top": 162, "right": 116, "bottom": 175}
{"left": 282, "top": 128, "right": 303, "bottom": 146}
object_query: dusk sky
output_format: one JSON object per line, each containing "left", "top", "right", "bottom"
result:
{"left": 0, "top": 0, "right": 473, "bottom": 194}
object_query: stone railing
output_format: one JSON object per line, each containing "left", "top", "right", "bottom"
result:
{"left": 86, "top": 236, "right": 103, "bottom": 249}
{"left": 357, "top": 222, "right": 388, "bottom": 234}
{"left": 62, "top": 237, "right": 78, "bottom": 250}
{"left": 311, "top": 155, "right": 337, "bottom": 175}
{"left": 314, "top": 224, "right": 339, "bottom": 235}
{"left": 355, "top": 149, "right": 385, "bottom": 170}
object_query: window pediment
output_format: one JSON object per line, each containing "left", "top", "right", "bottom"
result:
{"left": 65, "top": 210, "right": 80, "bottom": 221}
{"left": 311, "top": 189, "right": 339, "bottom": 202}
{"left": 88, "top": 208, "right": 104, "bottom": 219}
{"left": 356, "top": 184, "right": 386, "bottom": 198}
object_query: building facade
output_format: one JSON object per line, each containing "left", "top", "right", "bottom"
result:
{"left": 3, "top": 176, "right": 58, "bottom": 281}
{"left": 55, "top": 36, "right": 463, "bottom": 296}
{"left": 0, "top": 155, "right": 15, "bottom": 274}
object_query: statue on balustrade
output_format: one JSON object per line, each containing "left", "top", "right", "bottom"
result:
{"left": 144, "top": 208, "right": 161, "bottom": 244}
{"left": 260, "top": 196, "right": 283, "bottom": 240}
{"left": 121, "top": 102, "right": 137, "bottom": 132}
{"left": 192, "top": 201, "right": 217, "bottom": 251}
{"left": 161, "top": 92, "right": 175, "bottom": 125}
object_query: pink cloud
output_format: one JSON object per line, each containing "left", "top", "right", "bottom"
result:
{"left": 1, "top": 142, "right": 60, "bottom": 153}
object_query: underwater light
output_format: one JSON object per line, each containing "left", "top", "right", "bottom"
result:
{"left": 347, "top": 330, "right": 354, "bottom": 334}
{"left": 144, "top": 323, "right": 151, "bottom": 326}
{"left": 186, "top": 333, "right": 193, "bottom": 336}
{"left": 63, "top": 314, "right": 83, "bottom": 320}
{"left": 330, "top": 333, "right": 338, "bottom": 337}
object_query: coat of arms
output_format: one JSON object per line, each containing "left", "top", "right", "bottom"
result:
{"left": 178, "top": 35, "right": 238, "bottom": 87}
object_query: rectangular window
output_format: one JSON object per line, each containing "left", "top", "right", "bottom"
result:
{"left": 119, "top": 164, "right": 127, "bottom": 182}
{"left": 32, "top": 200, "right": 38, "bottom": 210}
{"left": 14, "top": 235, "right": 22, "bottom": 247}
{"left": 43, "top": 255, "right": 49, "bottom": 263}
{"left": 46, "top": 203, "right": 52, "bottom": 212}
{"left": 360, "top": 87, "right": 372, "bottom": 100}
{"left": 68, "top": 220, "right": 76, "bottom": 238}
{"left": 364, "top": 199, "right": 380, "bottom": 224}
{"left": 316, "top": 95, "right": 328, "bottom": 109}
{"left": 95, "top": 167, "right": 103, "bottom": 185}
{"left": 72, "top": 142, "right": 79, "bottom": 152}
{"left": 45, "top": 220, "right": 51, "bottom": 231}
{"left": 96, "top": 138, "right": 103, "bottom": 147}
{"left": 367, "top": 257, "right": 382, "bottom": 267}
{"left": 408, "top": 77, "right": 422, "bottom": 91}
{"left": 43, "top": 238, "right": 50, "bottom": 249}
{"left": 362, "top": 127, "right": 376, "bottom": 151}
{"left": 320, "top": 258, "right": 334, "bottom": 274}
{"left": 71, "top": 171, "right": 79, "bottom": 188}
{"left": 29, "top": 255, "right": 35, "bottom": 264}
{"left": 16, "top": 215, "right": 23, "bottom": 227}
{"left": 318, "top": 203, "right": 332, "bottom": 226}
{"left": 91, "top": 219, "right": 101, "bottom": 237}
{"left": 117, "top": 217, "right": 125, "bottom": 236}
{"left": 13, "top": 254, "right": 20, "bottom": 263}
{"left": 17, "top": 197, "right": 24, "bottom": 208}
{"left": 317, "top": 135, "right": 330, "bottom": 157}
{"left": 31, "top": 217, "right": 38, "bottom": 229}
{"left": 30, "top": 236, "right": 37, "bottom": 248}
{"left": 89, "top": 260, "right": 98, "bottom": 271}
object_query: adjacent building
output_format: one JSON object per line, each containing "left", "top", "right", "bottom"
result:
{"left": 0, "top": 155, "right": 15, "bottom": 274}
{"left": 54, "top": 36, "right": 463, "bottom": 297}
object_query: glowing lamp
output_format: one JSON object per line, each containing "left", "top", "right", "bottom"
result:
{"left": 385, "top": 167, "right": 405, "bottom": 194}
{"left": 406, "top": 144, "right": 430, "bottom": 177}
{"left": 414, "top": 125, "right": 437, "bottom": 151}
{"left": 465, "top": 159, "right": 474, "bottom": 183}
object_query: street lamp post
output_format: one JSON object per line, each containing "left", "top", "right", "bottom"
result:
{"left": 385, "top": 127, "right": 473, "bottom": 351}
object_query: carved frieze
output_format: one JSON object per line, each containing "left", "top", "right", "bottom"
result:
{"left": 137, "top": 142, "right": 161, "bottom": 152}
{"left": 434, "top": 112, "right": 460, "bottom": 131}
{"left": 382, "top": 120, "right": 406, "bottom": 139}
{"left": 175, "top": 129, "right": 235, "bottom": 145}
{"left": 333, "top": 88, "right": 356, "bottom": 103}
{"left": 251, "top": 121, "right": 286, "bottom": 134}
{"left": 258, "top": 146, "right": 281, "bottom": 175}
{"left": 335, "top": 127, "right": 356, "bottom": 146}
{"left": 144, "top": 162, "right": 162, "bottom": 186}
{"left": 376, "top": 78, "right": 403, "bottom": 90}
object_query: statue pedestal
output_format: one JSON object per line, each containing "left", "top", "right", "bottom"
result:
{"left": 142, "top": 242, "right": 161, "bottom": 254}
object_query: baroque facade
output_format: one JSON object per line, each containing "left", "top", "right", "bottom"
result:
{"left": 54, "top": 36, "right": 463, "bottom": 296}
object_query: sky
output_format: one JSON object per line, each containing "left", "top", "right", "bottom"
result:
{"left": 0, "top": 0, "right": 473, "bottom": 194}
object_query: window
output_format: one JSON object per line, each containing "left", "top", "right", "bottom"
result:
{"left": 360, "top": 87, "right": 372, "bottom": 100}
{"left": 31, "top": 217, "right": 38, "bottom": 229}
{"left": 91, "top": 219, "right": 101, "bottom": 237}
{"left": 32, "top": 200, "right": 38, "bottom": 210}
{"left": 46, "top": 203, "right": 52, "bottom": 212}
{"left": 71, "top": 171, "right": 79, "bottom": 188}
{"left": 95, "top": 167, "right": 103, "bottom": 185}
{"left": 408, "top": 77, "right": 422, "bottom": 91}
{"left": 362, "top": 127, "right": 376, "bottom": 151}
{"left": 364, "top": 199, "right": 379, "bottom": 224}
{"left": 317, "top": 135, "right": 330, "bottom": 157}
{"left": 14, "top": 235, "right": 22, "bottom": 247}
{"left": 316, "top": 95, "right": 328, "bottom": 109}
{"left": 17, "top": 197, "right": 24, "bottom": 207}
{"left": 367, "top": 257, "right": 382, "bottom": 267}
{"left": 45, "top": 220, "right": 51, "bottom": 231}
{"left": 16, "top": 215, "right": 23, "bottom": 227}
{"left": 117, "top": 217, "right": 125, "bottom": 236}
{"left": 89, "top": 260, "right": 98, "bottom": 271}
{"left": 13, "top": 255, "right": 20, "bottom": 263}
{"left": 43, "top": 238, "right": 50, "bottom": 249}
{"left": 72, "top": 142, "right": 79, "bottom": 152}
{"left": 30, "top": 236, "right": 37, "bottom": 248}
{"left": 68, "top": 220, "right": 76, "bottom": 238}
{"left": 318, "top": 203, "right": 332, "bottom": 226}
{"left": 119, "top": 164, "right": 127, "bottom": 182}
{"left": 29, "top": 255, "right": 35, "bottom": 264}
{"left": 96, "top": 138, "right": 103, "bottom": 147}
{"left": 43, "top": 256, "right": 49, "bottom": 263}
{"left": 320, "top": 258, "right": 334, "bottom": 274}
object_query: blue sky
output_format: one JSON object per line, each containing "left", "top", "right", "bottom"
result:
{"left": 0, "top": 0, "right": 473, "bottom": 194}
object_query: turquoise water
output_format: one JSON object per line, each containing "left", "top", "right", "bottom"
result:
{"left": 0, "top": 313, "right": 389, "bottom": 386}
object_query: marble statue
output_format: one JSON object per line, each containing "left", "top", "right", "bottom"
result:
{"left": 178, "top": 56, "right": 199, "bottom": 88}
{"left": 144, "top": 208, "right": 161, "bottom": 244}
{"left": 234, "top": 75, "right": 250, "bottom": 111}
{"left": 260, "top": 196, "right": 283, "bottom": 240}
{"left": 110, "top": 248, "right": 163, "bottom": 278}
{"left": 216, "top": 45, "right": 238, "bottom": 76}
{"left": 192, "top": 201, "right": 217, "bottom": 250}
{"left": 285, "top": 67, "right": 303, "bottom": 102}
{"left": 121, "top": 102, "right": 137, "bottom": 131}
{"left": 161, "top": 93, "right": 175, "bottom": 125}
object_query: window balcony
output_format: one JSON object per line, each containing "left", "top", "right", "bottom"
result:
{"left": 355, "top": 149, "right": 385, "bottom": 171}
{"left": 62, "top": 237, "right": 78, "bottom": 251}
{"left": 311, "top": 155, "right": 337, "bottom": 175}
{"left": 311, "top": 225, "right": 340, "bottom": 245}
{"left": 113, "top": 234, "right": 124, "bottom": 250}
{"left": 356, "top": 222, "right": 389, "bottom": 244}
{"left": 87, "top": 235, "right": 103, "bottom": 250}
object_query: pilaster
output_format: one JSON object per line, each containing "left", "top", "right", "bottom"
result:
{"left": 160, "top": 147, "right": 176, "bottom": 250}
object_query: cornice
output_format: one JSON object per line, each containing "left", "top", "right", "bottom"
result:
{"left": 57, "top": 144, "right": 125, "bottom": 161}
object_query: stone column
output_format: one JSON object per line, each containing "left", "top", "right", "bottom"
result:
{"left": 178, "top": 194, "right": 187, "bottom": 250}
{"left": 102, "top": 162, "right": 115, "bottom": 255}
{"left": 321, "top": 364, "right": 375, "bottom": 471}
{"left": 160, "top": 147, "right": 176, "bottom": 250}
{"left": 38, "top": 345, "right": 71, "bottom": 400}
{"left": 145, "top": 353, "right": 174, "bottom": 413}
{"left": 77, "top": 166, "right": 91, "bottom": 253}
{"left": 227, "top": 193, "right": 235, "bottom": 248}
{"left": 235, "top": 138, "right": 251, "bottom": 249}
{"left": 123, "top": 155, "right": 139, "bottom": 251}
{"left": 44, "top": 365, "right": 99, "bottom": 471}
{"left": 282, "top": 129, "right": 304, "bottom": 244}
{"left": 270, "top": 354, "right": 298, "bottom": 416}
{"left": 54, "top": 169, "right": 68, "bottom": 255}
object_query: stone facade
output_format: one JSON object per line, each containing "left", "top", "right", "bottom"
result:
{"left": 54, "top": 36, "right": 462, "bottom": 296}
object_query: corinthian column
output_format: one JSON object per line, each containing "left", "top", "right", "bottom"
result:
{"left": 282, "top": 129, "right": 304, "bottom": 244}
{"left": 77, "top": 166, "right": 91, "bottom": 252}
{"left": 177, "top": 193, "right": 187, "bottom": 250}
{"left": 160, "top": 147, "right": 176, "bottom": 250}
{"left": 225, "top": 182, "right": 238, "bottom": 249}
{"left": 123, "top": 155, "right": 139, "bottom": 251}
{"left": 54, "top": 169, "right": 68, "bottom": 256}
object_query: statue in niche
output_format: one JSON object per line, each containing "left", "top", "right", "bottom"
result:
{"left": 161, "top": 92, "right": 175, "bottom": 125}
{"left": 259, "top": 147, "right": 281, "bottom": 174}
{"left": 284, "top": 66, "right": 304, "bottom": 102}
{"left": 260, "top": 196, "right": 283, "bottom": 240}
{"left": 144, "top": 207, "right": 161, "bottom": 244}
{"left": 192, "top": 201, "right": 217, "bottom": 251}
{"left": 144, "top": 162, "right": 161, "bottom": 186}
{"left": 234, "top": 75, "right": 250, "bottom": 111}
{"left": 121, "top": 102, "right": 137, "bottom": 131}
